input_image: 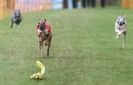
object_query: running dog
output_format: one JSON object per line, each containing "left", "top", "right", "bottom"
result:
{"left": 36, "top": 19, "right": 52, "bottom": 56}
{"left": 11, "top": 10, "right": 22, "bottom": 28}
{"left": 115, "top": 15, "right": 127, "bottom": 48}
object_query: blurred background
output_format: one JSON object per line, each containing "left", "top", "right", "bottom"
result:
{"left": 0, "top": 0, "right": 133, "bottom": 20}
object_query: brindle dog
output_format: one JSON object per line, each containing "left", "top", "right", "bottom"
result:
{"left": 37, "top": 20, "right": 52, "bottom": 56}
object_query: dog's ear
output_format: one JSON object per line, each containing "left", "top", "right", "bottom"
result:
{"left": 38, "top": 18, "right": 41, "bottom": 21}
{"left": 44, "top": 19, "right": 46, "bottom": 22}
{"left": 123, "top": 15, "right": 126, "bottom": 18}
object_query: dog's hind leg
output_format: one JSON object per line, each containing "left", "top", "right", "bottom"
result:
{"left": 47, "top": 46, "right": 50, "bottom": 56}
{"left": 123, "top": 31, "right": 126, "bottom": 48}
{"left": 47, "top": 40, "right": 50, "bottom": 56}
{"left": 47, "top": 35, "right": 52, "bottom": 56}
{"left": 11, "top": 22, "right": 13, "bottom": 28}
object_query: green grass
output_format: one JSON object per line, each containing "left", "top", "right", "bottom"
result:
{"left": 0, "top": 7, "right": 133, "bottom": 85}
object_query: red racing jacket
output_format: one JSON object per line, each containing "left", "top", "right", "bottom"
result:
{"left": 36, "top": 22, "right": 52, "bottom": 33}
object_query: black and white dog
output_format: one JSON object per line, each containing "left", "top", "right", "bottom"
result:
{"left": 11, "top": 10, "right": 22, "bottom": 28}
{"left": 115, "top": 15, "right": 127, "bottom": 48}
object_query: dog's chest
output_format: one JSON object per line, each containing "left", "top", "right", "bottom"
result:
{"left": 115, "top": 22, "right": 126, "bottom": 31}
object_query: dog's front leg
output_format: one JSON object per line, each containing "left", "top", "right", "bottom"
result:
{"left": 115, "top": 28, "right": 121, "bottom": 39}
{"left": 123, "top": 31, "right": 126, "bottom": 48}
{"left": 117, "top": 30, "right": 123, "bottom": 36}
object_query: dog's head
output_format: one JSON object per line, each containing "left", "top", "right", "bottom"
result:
{"left": 116, "top": 15, "right": 126, "bottom": 26}
{"left": 13, "top": 10, "right": 21, "bottom": 18}
{"left": 38, "top": 19, "right": 46, "bottom": 31}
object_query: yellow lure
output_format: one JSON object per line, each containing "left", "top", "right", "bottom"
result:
{"left": 30, "top": 60, "right": 45, "bottom": 80}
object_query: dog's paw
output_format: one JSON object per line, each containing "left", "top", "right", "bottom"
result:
{"left": 116, "top": 36, "right": 119, "bottom": 39}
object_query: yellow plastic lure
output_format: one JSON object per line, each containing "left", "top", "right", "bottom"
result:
{"left": 30, "top": 60, "right": 45, "bottom": 80}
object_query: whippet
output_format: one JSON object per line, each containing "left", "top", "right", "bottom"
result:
{"left": 115, "top": 15, "right": 127, "bottom": 48}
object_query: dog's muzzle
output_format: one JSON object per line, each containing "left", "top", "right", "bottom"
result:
{"left": 119, "top": 22, "right": 125, "bottom": 26}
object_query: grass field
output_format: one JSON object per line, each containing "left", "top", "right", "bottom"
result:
{"left": 0, "top": 7, "right": 133, "bottom": 85}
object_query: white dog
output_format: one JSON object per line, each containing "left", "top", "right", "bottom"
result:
{"left": 115, "top": 15, "right": 127, "bottom": 48}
